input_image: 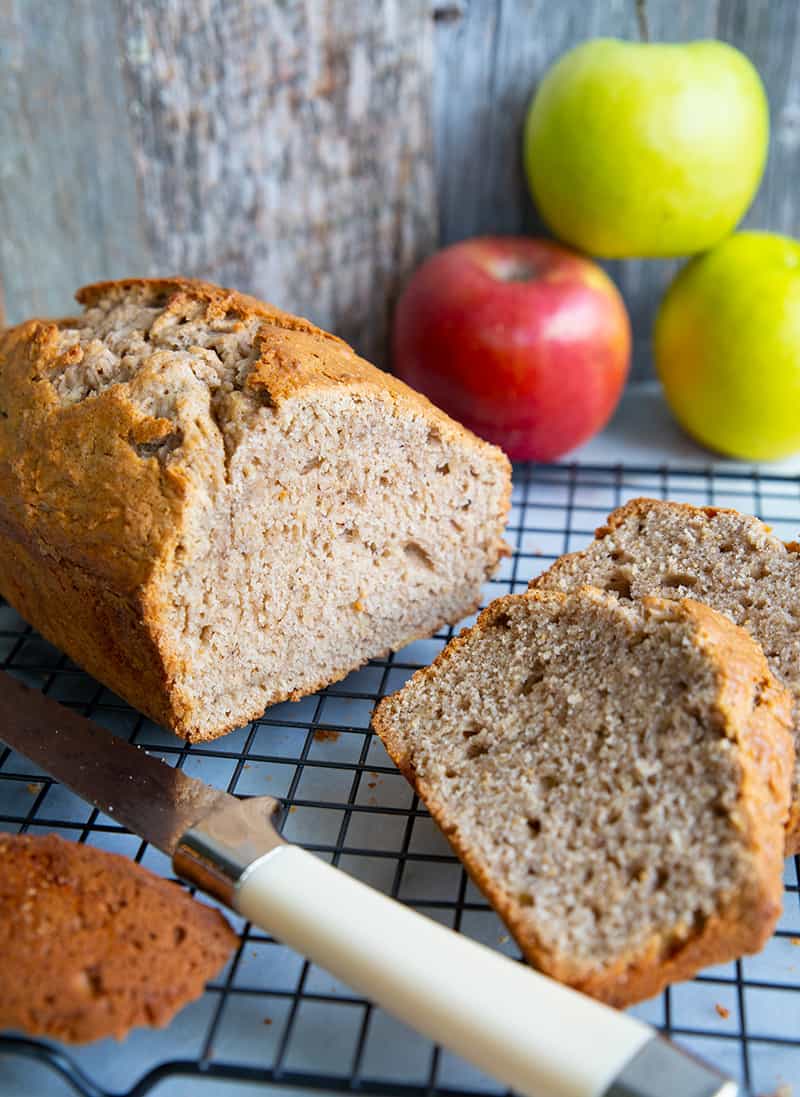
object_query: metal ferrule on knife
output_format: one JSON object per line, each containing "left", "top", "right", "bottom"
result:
{"left": 173, "top": 797, "right": 286, "bottom": 906}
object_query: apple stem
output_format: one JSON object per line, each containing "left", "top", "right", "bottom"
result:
{"left": 635, "top": 0, "right": 650, "bottom": 42}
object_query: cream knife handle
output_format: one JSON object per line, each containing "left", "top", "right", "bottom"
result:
{"left": 235, "top": 845, "right": 736, "bottom": 1097}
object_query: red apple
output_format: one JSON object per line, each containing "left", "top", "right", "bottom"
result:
{"left": 393, "top": 236, "right": 631, "bottom": 461}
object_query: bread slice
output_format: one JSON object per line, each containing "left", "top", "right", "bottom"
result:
{"left": 533, "top": 497, "right": 800, "bottom": 852}
{"left": 373, "top": 587, "right": 793, "bottom": 1007}
{"left": 0, "top": 277, "right": 510, "bottom": 741}
{"left": 0, "top": 833, "right": 236, "bottom": 1042}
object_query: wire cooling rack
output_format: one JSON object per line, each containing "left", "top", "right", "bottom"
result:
{"left": 2, "top": 461, "right": 800, "bottom": 1097}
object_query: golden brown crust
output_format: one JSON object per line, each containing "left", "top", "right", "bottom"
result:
{"left": 593, "top": 496, "right": 734, "bottom": 539}
{"left": 0, "top": 277, "right": 511, "bottom": 740}
{"left": 75, "top": 276, "right": 333, "bottom": 335}
{"left": 0, "top": 535, "right": 186, "bottom": 732}
{"left": 72, "top": 278, "right": 496, "bottom": 442}
{"left": 0, "top": 316, "right": 187, "bottom": 593}
{"left": 373, "top": 588, "right": 793, "bottom": 1008}
{"left": 531, "top": 496, "right": 800, "bottom": 853}
{"left": 0, "top": 833, "right": 236, "bottom": 1043}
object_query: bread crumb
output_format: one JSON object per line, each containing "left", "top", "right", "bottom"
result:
{"left": 288, "top": 806, "right": 297, "bottom": 813}
{"left": 313, "top": 729, "right": 340, "bottom": 743}
{"left": 352, "top": 599, "right": 365, "bottom": 612}
{"left": 263, "top": 1017, "right": 272, "bottom": 1025}
{"left": 367, "top": 782, "right": 376, "bottom": 789}
{"left": 790, "top": 937, "right": 800, "bottom": 946}
{"left": 714, "top": 1003, "right": 730, "bottom": 1019}
{"left": 499, "top": 934, "right": 510, "bottom": 944}
{"left": 26, "top": 783, "right": 43, "bottom": 796}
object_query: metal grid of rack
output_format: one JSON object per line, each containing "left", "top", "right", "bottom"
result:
{"left": 1, "top": 461, "right": 799, "bottom": 1097}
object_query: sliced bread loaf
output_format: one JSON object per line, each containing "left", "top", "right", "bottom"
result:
{"left": 0, "top": 278, "right": 510, "bottom": 741}
{"left": 533, "top": 497, "right": 800, "bottom": 851}
{"left": 372, "top": 587, "right": 793, "bottom": 1007}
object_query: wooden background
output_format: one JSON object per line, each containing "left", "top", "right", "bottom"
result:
{"left": 2, "top": 0, "right": 799, "bottom": 379}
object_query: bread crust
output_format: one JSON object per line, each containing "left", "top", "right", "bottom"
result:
{"left": 0, "top": 833, "right": 236, "bottom": 1042}
{"left": 0, "top": 277, "right": 510, "bottom": 740}
{"left": 373, "top": 587, "right": 793, "bottom": 1008}
{"left": 532, "top": 496, "right": 800, "bottom": 852}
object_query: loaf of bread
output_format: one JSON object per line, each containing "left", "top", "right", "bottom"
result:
{"left": 533, "top": 497, "right": 800, "bottom": 852}
{"left": 0, "top": 278, "right": 510, "bottom": 741}
{"left": 0, "top": 833, "right": 236, "bottom": 1042}
{"left": 373, "top": 587, "right": 793, "bottom": 1007}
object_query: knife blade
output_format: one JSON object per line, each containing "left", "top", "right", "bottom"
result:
{"left": 0, "top": 667, "right": 739, "bottom": 1097}
{"left": 0, "top": 670, "right": 246, "bottom": 855}
{"left": 0, "top": 669, "right": 285, "bottom": 901}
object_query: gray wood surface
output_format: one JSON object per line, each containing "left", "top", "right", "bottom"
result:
{"left": 2, "top": 0, "right": 800, "bottom": 378}
{"left": 0, "top": 0, "right": 437, "bottom": 366}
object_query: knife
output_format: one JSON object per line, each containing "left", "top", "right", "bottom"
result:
{"left": 0, "top": 670, "right": 738, "bottom": 1097}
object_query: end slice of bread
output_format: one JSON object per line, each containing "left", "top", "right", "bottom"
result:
{"left": 0, "top": 833, "right": 236, "bottom": 1042}
{"left": 373, "top": 587, "right": 793, "bottom": 1007}
{"left": 533, "top": 497, "right": 800, "bottom": 852}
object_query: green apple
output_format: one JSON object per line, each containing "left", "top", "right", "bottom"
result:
{"left": 655, "top": 232, "right": 800, "bottom": 461}
{"left": 524, "top": 39, "right": 768, "bottom": 258}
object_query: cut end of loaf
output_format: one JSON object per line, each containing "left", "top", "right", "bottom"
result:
{"left": 8, "top": 278, "right": 511, "bottom": 740}
{"left": 373, "top": 587, "right": 792, "bottom": 1006}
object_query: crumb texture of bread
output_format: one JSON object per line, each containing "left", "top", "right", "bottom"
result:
{"left": 0, "top": 277, "right": 510, "bottom": 740}
{"left": 0, "top": 833, "right": 236, "bottom": 1042}
{"left": 373, "top": 588, "right": 793, "bottom": 1007}
{"left": 533, "top": 497, "right": 800, "bottom": 851}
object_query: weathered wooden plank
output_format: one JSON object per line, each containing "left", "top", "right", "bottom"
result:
{"left": 1, "top": 0, "right": 437, "bottom": 367}
{"left": 0, "top": 1, "right": 148, "bottom": 323}
{"left": 434, "top": 0, "right": 636, "bottom": 244}
{"left": 719, "top": 0, "right": 800, "bottom": 236}
{"left": 118, "top": 0, "right": 438, "bottom": 364}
